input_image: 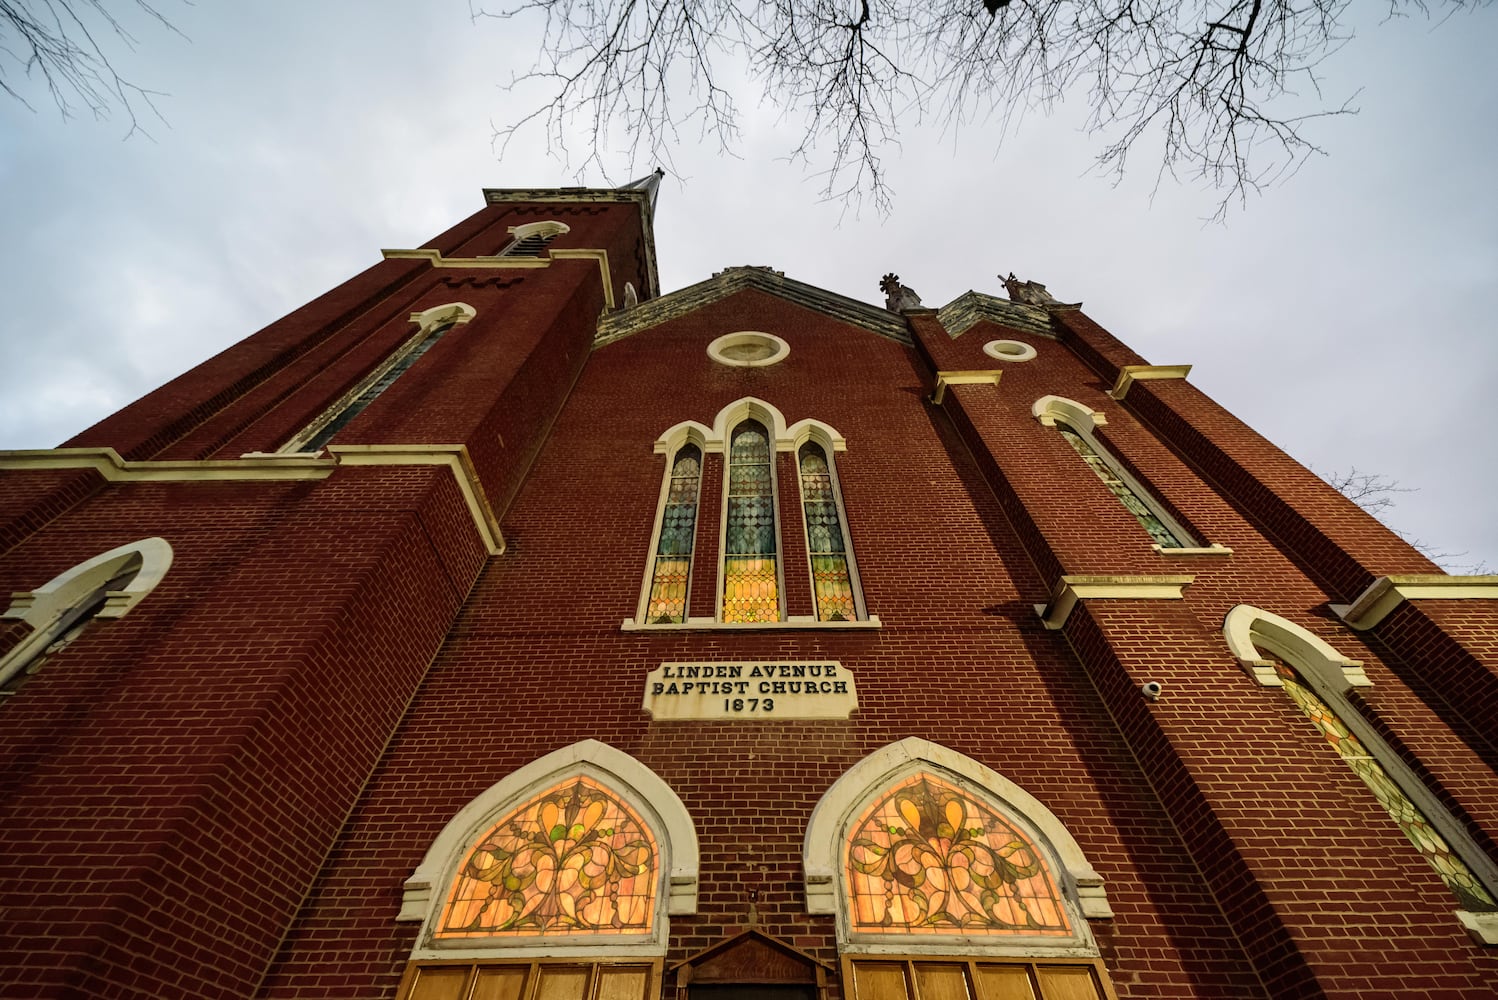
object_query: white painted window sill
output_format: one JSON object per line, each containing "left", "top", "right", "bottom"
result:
{"left": 622, "top": 615, "right": 882, "bottom": 631}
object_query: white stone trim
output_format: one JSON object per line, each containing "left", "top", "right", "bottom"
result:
{"left": 707, "top": 331, "right": 790, "bottom": 368}
{"left": 410, "top": 302, "right": 478, "bottom": 329}
{"left": 1332, "top": 574, "right": 1498, "bottom": 631}
{"left": 932, "top": 370, "right": 1002, "bottom": 405}
{"left": 399, "top": 740, "right": 698, "bottom": 959}
{"left": 1222, "top": 604, "right": 1498, "bottom": 929}
{"left": 803, "top": 739, "right": 1110, "bottom": 958}
{"left": 1030, "top": 395, "right": 1199, "bottom": 550}
{"left": 1031, "top": 395, "right": 1107, "bottom": 431}
{"left": 0, "top": 447, "right": 333, "bottom": 482}
{"left": 506, "top": 220, "right": 571, "bottom": 242}
{"left": 621, "top": 616, "right": 882, "bottom": 631}
{"left": 1107, "top": 364, "right": 1192, "bottom": 400}
{"left": 1153, "top": 543, "right": 1233, "bottom": 556}
{"left": 982, "top": 340, "right": 1038, "bottom": 362}
{"left": 1, "top": 537, "right": 173, "bottom": 687}
{"left": 1221, "top": 605, "right": 1368, "bottom": 688}
{"left": 1034, "top": 575, "right": 1193, "bottom": 631}
{"left": 327, "top": 445, "right": 505, "bottom": 556}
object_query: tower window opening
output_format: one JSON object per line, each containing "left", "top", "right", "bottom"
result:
{"left": 1056, "top": 421, "right": 1188, "bottom": 549}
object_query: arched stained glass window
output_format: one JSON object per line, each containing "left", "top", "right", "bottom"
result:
{"left": 722, "top": 420, "right": 780, "bottom": 623}
{"left": 645, "top": 445, "right": 702, "bottom": 624}
{"left": 846, "top": 772, "right": 1073, "bottom": 936}
{"left": 1273, "top": 659, "right": 1497, "bottom": 911}
{"left": 1056, "top": 422, "right": 1186, "bottom": 549}
{"left": 799, "top": 442, "right": 855, "bottom": 622}
{"left": 436, "top": 776, "right": 659, "bottom": 939}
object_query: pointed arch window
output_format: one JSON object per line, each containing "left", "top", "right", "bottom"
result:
{"left": 501, "top": 220, "right": 569, "bottom": 257}
{"left": 721, "top": 419, "right": 780, "bottom": 623}
{"left": 437, "top": 775, "right": 659, "bottom": 939}
{"left": 643, "top": 445, "right": 702, "bottom": 624}
{"left": 1270, "top": 656, "right": 1496, "bottom": 912}
{"left": 1055, "top": 421, "right": 1186, "bottom": 549}
{"left": 846, "top": 772, "right": 1073, "bottom": 937}
{"left": 798, "top": 442, "right": 858, "bottom": 622}
{"left": 282, "top": 302, "right": 475, "bottom": 454}
{"left": 398, "top": 742, "right": 699, "bottom": 999}
{"left": 1223, "top": 606, "right": 1498, "bottom": 939}
{"left": 1, "top": 537, "right": 173, "bottom": 694}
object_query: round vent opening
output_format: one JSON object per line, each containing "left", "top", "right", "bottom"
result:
{"left": 708, "top": 332, "right": 790, "bottom": 367}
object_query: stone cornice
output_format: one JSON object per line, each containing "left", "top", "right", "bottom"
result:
{"left": 0, "top": 445, "right": 504, "bottom": 556}
{"left": 931, "top": 370, "right": 1003, "bottom": 405}
{"left": 935, "top": 292, "right": 1060, "bottom": 340}
{"left": 595, "top": 267, "right": 911, "bottom": 347}
{"left": 1333, "top": 574, "right": 1498, "bottom": 631}
{"left": 1109, "top": 364, "right": 1193, "bottom": 400}
{"left": 1036, "top": 574, "right": 1194, "bottom": 630}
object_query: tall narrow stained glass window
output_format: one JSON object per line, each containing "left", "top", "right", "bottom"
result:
{"left": 1272, "top": 659, "right": 1497, "bottom": 911}
{"left": 645, "top": 445, "right": 702, "bottom": 624}
{"left": 846, "top": 772, "right": 1073, "bottom": 936}
{"left": 1056, "top": 422, "right": 1185, "bottom": 548}
{"left": 799, "top": 442, "right": 856, "bottom": 621}
{"left": 296, "top": 322, "right": 455, "bottom": 453}
{"left": 722, "top": 420, "right": 780, "bottom": 623}
{"left": 436, "top": 776, "right": 659, "bottom": 939}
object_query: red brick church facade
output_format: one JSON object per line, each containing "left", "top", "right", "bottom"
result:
{"left": 2, "top": 178, "right": 1496, "bottom": 999}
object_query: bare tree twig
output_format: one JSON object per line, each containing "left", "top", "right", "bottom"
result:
{"left": 472, "top": 0, "right": 1491, "bottom": 215}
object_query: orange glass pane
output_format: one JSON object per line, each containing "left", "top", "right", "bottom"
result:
{"left": 846, "top": 772, "right": 1072, "bottom": 935}
{"left": 723, "top": 421, "right": 780, "bottom": 622}
{"left": 437, "top": 777, "right": 658, "bottom": 937}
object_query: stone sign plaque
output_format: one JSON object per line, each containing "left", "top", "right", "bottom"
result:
{"left": 642, "top": 661, "right": 857, "bottom": 721}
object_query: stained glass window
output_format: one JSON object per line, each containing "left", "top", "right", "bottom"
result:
{"left": 436, "top": 776, "right": 658, "bottom": 938}
{"left": 799, "top": 443, "right": 856, "bottom": 621}
{"left": 645, "top": 445, "right": 702, "bottom": 624}
{"left": 300, "top": 322, "right": 454, "bottom": 452}
{"left": 1274, "top": 660, "right": 1497, "bottom": 911}
{"left": 1056, "top": 423, "right": 1184, "bottom": 548}
{"left": 722, "top": 420, "right": 780, "bottom": 623}
{"left": 846, "top": 772, "right": 1073, "bottom": 936}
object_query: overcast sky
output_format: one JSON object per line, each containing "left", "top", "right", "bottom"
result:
{"left": 1, "top": 2, "right": 1494, "bottom": 571}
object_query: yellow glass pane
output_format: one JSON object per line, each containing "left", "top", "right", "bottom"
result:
{"left": 913, "top": 963, "right": 971, "bottom": 1000}
{"left": 850, "top": 961, "right": 912, "bottom": 1000}
{"left": 437, "top": 776, "right": 658, "bottom": 938}
{"left": 536, "top": 967, "right": 592, "bottom": 1000}
{"left": 407, "top": 967, "right": 471, "bottom": 1000}
{"left": 471, "top": 967, "right": 530, "bottom": 1000}
{"left": 846, "top": 772, "right": 1072, "bottom": 935}
{"left": 596, "top": 966, "right": 652, "bottom": 1000}
{"left": 974, "top": 966, "right": 1037, "bottom": 1000}
{"left": 1033, "top": 967, "right": 1101, "bottom": 1000}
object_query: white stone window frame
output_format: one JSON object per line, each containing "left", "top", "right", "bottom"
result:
{"left": 499, "top": 220, "right": 570, "bottom": 257}
{"left": 623, "top": 398, "right": 879, "bottom": 630}
{"left": 982, "top": 339, "right": 1038, "bottom": 362}
{"left": 792, "top": 429, "right": 869, "bottom": 623}
{"left": 707, "top": 331, "right": 791, "bottom": 367}
{"left": 1031, "top": 395, "right": 1221, "bottom": 555}
{"left": 635, "top": 429, "right": 708, "bottom": 626}
{"left": 1222, "top": 604, "right": 1498, "bottom": 945}
{"left": 279, "top": 302, "right": 477, "bottom": 455}
{"left": 398, "top": 740, "right": 699, "bottom": 960}
{"left": 803, "top": 738, "right": 1110, "bottom": 959}
{"left": 1, "top": 537, "right": 173, "bottom": 688}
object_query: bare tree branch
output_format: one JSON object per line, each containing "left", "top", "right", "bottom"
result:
{"left": 0, "top": 0, "right": 181, "bottom": 135}
{"left": 473, "top": 0, "right": 1491, "bottom": 214}
{"left": 1324, "top": 466, "right": 1489, "bottom": 574}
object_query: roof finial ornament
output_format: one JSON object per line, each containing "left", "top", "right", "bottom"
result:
{"left": 880, "top": 272, "right": 922, "bottom": 313}
{"left": 1001, "top": 272, "right": 1059, "bottom": 307}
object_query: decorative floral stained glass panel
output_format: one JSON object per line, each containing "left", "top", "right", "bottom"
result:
{"left": 799, "top": 443, "right": 856, "bottom": 622}
{"left": 1056, "top": 424, "right": 1183, "bottom": 549}
{"left": 646, "top": 445, "right": 702, "bottom": 624}
{"left": 722, "top": 421, "right": 779, "bottom": 623}
{"left": 1274, "top": 661, "right": 1497, "bottom": 911}
{"left": 846, "top": 772, "right": 1073, "bottom": 936}
{"left": 436, "top": 776, "right": 659, "bottom": 938}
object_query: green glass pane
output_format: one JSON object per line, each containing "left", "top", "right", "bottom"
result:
{"left": 1276, "top": 662, "right": 1497, "bottom": 910}
{"left": 646, "top": 446, "right": 701, "bottom": 623}
{"left": 1057, "top": 424, "right": 1184, "bottom": 548}
{"left": 723, "top": 422, "right": 779, "bottom": 622}
{"left": 799, "top": 443, "right": 856, "bottom": 621}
